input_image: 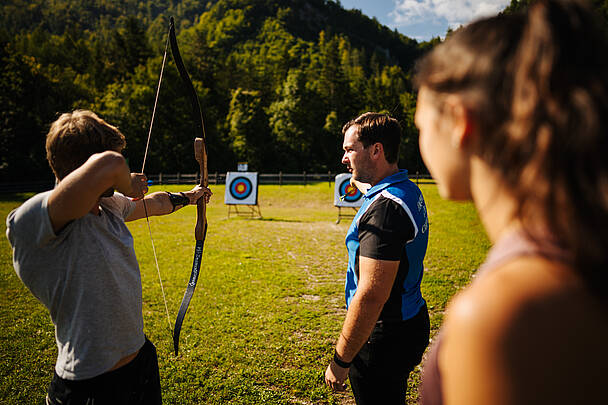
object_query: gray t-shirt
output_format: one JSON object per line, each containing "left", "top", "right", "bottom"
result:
{"left": 6, "top": 191, "right": 145, "bottom": 380}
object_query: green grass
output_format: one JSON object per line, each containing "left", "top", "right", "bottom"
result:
{"left": 0, "top": 183, "right": 489, "bottom": 404}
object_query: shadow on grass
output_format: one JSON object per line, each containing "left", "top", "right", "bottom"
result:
{"left": 217, "top": 216, "right": 306, "bottom": 223}
{"left": 218, "top": 216, "right": 319, "bottom": 223}
{"left": 257, "top": 217, "right": 306, "bottom": 223}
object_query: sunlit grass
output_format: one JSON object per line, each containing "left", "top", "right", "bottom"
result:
{"left": 0, "top": 183, "right": 489, "bottom": 404}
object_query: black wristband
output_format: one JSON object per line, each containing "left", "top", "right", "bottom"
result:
{"left": 333, "top": 350, "right": 351, "bottom": 368}
{"left": 166, "top": 192, "right": 190, "bottom": 212}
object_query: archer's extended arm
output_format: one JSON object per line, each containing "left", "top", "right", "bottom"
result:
{"left": 126, "top": 185, "right": 212, "bottom": 221}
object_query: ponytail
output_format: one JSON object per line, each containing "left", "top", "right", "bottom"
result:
{"left": 416, "top": 0, "right": 608, "bottom": 299}
{"left": 511, "top": 0, "right": 608, "bottom": 299}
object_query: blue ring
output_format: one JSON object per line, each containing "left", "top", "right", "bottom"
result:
{"left": 230, "top": 177, "right": 253, "bottom": 200}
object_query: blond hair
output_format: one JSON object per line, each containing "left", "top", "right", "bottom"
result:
{"left": 46, "top": 110, "right": 126, "bottom": 180}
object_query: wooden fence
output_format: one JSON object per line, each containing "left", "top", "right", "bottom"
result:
{"left": 0, "top": 172, "right": 434, "bottom": 193}
{"left": 147, "top": 172, "right": 434, "bottom": 186}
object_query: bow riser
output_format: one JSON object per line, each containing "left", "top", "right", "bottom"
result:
{"left": 194, "top": 137, "right": 208, "bottom": 241}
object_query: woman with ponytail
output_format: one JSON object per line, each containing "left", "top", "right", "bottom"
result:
{"left": 415, "top": 0, "right": 608, "bottom": 403}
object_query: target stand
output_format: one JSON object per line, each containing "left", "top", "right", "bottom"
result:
{"left": 334, "top": 173, "right": 364, "bottom": 224}
{"left": 227, "top": 203, "right": 262, "bottom": 219}
{"left": 335, "top": 206, "right": 359, "bottom": 224}
{"left": 224, "top": 172, "right": 262, "bottom": 219}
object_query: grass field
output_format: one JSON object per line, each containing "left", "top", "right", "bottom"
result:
{"left": 0, "top": 182, "right": 489, "bottom": 404}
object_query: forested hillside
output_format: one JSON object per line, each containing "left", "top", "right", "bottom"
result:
{"left": 2, "top": 0, "right": 606, "bottom": 182}
{"left": 0, "top": 0, "right": 435, "bottom": 181}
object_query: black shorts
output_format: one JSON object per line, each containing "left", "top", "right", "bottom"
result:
{"left": 349, "top": 304, "right": 430, "bottom": 405}
{"left": 46, "top": 338, "right": 161, "bottom": 405}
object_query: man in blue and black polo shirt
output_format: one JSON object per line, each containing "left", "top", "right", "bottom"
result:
{"left": 325, "top": 112, "right": 430, "bottom": 404}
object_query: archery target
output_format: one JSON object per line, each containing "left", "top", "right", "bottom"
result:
{"left": 339, "top": 179, "right": 362, "bottom": 203}
{"left": 334, "top": 173, "right": 364, "bottom": 207}
{"left": 230, "top": 177, "right": 253, "bottom": 200}
{"left": 225, "top": 172, "right": 258, "bottom": 205}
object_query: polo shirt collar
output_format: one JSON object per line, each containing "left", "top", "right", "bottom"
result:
{"left": 364, "top": 169, "right": 409, "bottom": 199}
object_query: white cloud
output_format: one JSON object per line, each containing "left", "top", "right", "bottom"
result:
{"left": 391, "top": 0, "right": 509, "bottom": 30}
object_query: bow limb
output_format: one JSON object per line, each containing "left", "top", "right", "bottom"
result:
{"left": 169, "top": 16, "right": 209, "bottom": 356}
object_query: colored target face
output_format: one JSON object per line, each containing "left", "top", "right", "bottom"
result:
{"left": 229, "top": 177, "right": 253, "bottom": 200}
{"left": 339, "top": 179, "right": 362, "bottom": 203}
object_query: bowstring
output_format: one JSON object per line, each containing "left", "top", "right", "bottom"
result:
{"left": 141, "top": 28, "right": 172, "bottom": 335}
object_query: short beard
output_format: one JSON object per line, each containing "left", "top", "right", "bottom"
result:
{"left": 353, "top": 172, "right": 372, "bottom": 184}
{"left": 352, "top": 160, "right": 374, "bottom": 184}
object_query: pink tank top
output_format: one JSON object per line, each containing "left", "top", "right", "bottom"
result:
{"left": 420, "top": 229, "right": 569, "bottom": 405}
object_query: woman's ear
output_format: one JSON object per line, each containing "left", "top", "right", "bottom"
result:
{"left": 445, "top": 95, "right": 475, "bottom": 150}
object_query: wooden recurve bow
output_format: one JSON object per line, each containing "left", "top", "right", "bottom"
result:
{"left": 168, "top": 16, "right": 209, "bottom": 356}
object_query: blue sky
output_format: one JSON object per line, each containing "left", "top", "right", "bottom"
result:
{"left": 339, "top": 0, "right": 510, "bottom": 41}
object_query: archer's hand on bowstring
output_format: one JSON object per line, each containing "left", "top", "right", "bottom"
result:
{"left": 126, "top": 173, "right": 148, "bottom": 200}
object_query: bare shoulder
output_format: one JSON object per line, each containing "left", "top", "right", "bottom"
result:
{"left": 440, "top": 257, "right": 608, "bottom": 405}
{"left": 453, "top": 257, "right": 607, "bottom": 330}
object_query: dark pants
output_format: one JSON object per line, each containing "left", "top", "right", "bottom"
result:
{"left": 349, "top": 304, "right": 430, "bottom": 405}
{"left": 46, "top": 338, "right": 161, "bottom": 405}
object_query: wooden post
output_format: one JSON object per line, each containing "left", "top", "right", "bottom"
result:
{"left": 328, "top": 171, "right": 331, "bottom": 187}
{"left": 303, "top": 171, "right": 307, "bottom": 186}
{"left": 279, "top": 171, "right": 283, "bottom": 186}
